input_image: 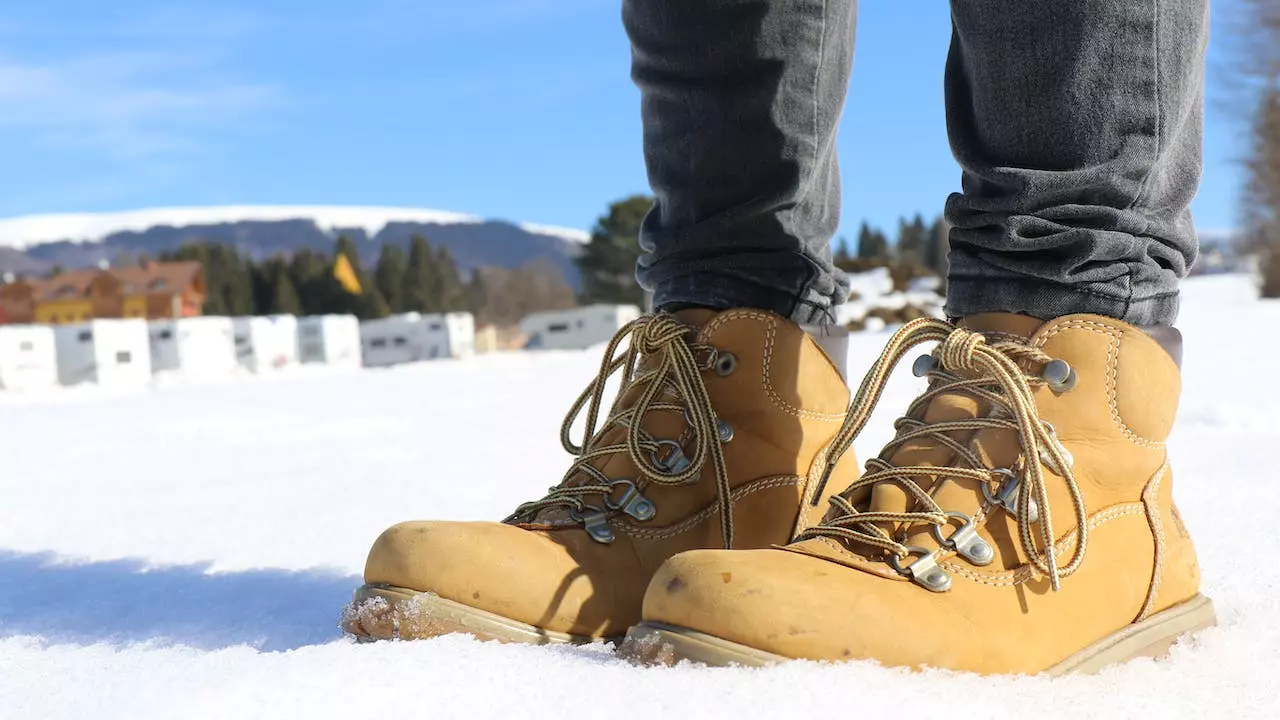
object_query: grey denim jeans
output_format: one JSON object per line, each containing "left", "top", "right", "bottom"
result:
{"left": 624, "top": 0, "right": 1209, "bottom": 327}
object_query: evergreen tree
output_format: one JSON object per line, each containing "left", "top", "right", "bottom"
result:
{"left": 924, "top": 216, "right": 950, "bottom": 277}
{"left": 374, "top": 244, "right": 408, "bottom": 312}
{"left": 360, "top": 287, "right": 392, "bottom": 319}
{"left": 167, "top": 243, "right": 252, "bottom": 316}
{"left": 229, "top": 253, "right": 255, "bottom": 316}
{"left": 466, "top": 271, "right": 489, "bottom": 325}
{"left": 432, "top": 246, "right": 467, "bottom": 312}
{"left": 289, "top": 249, "right": 335, "bottom": 315}
{"left": 896, "top": 214, "right": 928, "bottom": 266}
{"left": 269, "top": 261, "right": 301, "bottom": 314}
{"left": 402, "top": 234, "right": 437, "bottom": 313}
{"left": 576, "top": 195, "right": 650, "bottom": 305}
{"left": 856, "top": 222, "right": 889, "bottom": 261}
{"left": 833, "top": 236, "right": 852, "bottom": 266}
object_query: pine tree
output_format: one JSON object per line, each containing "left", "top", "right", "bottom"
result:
{"left": 229, "top": 253, "right": 255, "bottom": 316}
{"left": 896, "top": 214, "right": 928, "bottom": 266}
{"left": 924, "top": 216, "right": 951, "bottom": 277}
{"left": 402, "top": 234, "right": 437, "bottom": 313}
{"left": 374, "top": 244, "right": 408, "bottom": 312}
{"left": 466, "top": 271, "right": 489, "bottom": 325}
{"left": 833, "top": 236, "right": 853, "bottom": 269}
{"left": 359, "top": 287, "right": 392, "bottom": 319}
{"left": 856, "top": 222, "right": 889, "bottom": 261}
{"left": 576, "top": 195, "right": 651, "bottom": 305}
{"left": 432, "top": 246, "right": 467, "bottom": 312}
{"left": 289, "top": 249, "right": 334, "bottom": 315}
{"left": 270, "top": 261, "right": 301, "bottom": 314}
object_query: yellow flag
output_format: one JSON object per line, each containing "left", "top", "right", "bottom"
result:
{"left": 333, "top": 253, "right": 362, "bottom": 295}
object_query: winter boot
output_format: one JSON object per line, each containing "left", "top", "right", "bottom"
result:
{"left": 624, "top": 313, "right": 1215, "bottom": 674}
{"left": 342, "top": 309, "right": 859, "bottom": 644}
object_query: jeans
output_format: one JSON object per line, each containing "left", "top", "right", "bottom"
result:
{"left": 625, "top": 0, "right": 1209, "bottom": 327}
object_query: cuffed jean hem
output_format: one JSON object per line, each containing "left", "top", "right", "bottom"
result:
{"left": 944, "top": 274, "right": 1181, "bottom": 327}
{"left": 652, "top": 274, "right": 842, "bottom": 326}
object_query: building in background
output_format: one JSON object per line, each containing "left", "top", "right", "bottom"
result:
{"left": 233, "top": 315, "right": 299, "bottom": 373}
{"left": 517, "top": 304, "right": 642, "bottom": 350}
{"left": 149, "top": 317, "right": 238, "bottom": 378}
{"left": 52, "top": 319, "right": 152, "bottom": 387}
{"left": 0, "top": 262, "right": 205, "bottom": 325}
{"left": 0, "top": 325, "right": 58, "bottom": 390}
{"left": 360, "top": 312, "right": 475, "bottom": 368}
{"left": 297, "top": 315, "right": 361, "bottom": 368}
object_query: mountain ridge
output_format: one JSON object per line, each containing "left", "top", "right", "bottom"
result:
{"left": 0, "top": 205, "right": 591, "bottom": 287}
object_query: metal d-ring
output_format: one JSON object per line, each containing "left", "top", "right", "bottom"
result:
{"left": 983, "top": 467, "right": 1040, "bottom": 523}
{"left": 888, "top": 546, "right": 952, "bottom": 592}
{"left": 930, "top": 511, "right": 995, "bottom": 566}
{"left": 1039, "top": 421, "right": 1074, "bottom": 474}
{"left": 569, "top": 505, "right": 615, "bottom": 544}
{"left": 650, "top": 439, "right": 693, "bottom": 474}
{"left": 682, "top": 408, "right": 734, "bottom": 444}
{"left": 603, "top": 479, "right": 656, "bottom": 521}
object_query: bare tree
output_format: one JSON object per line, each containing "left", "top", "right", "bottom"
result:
{"left": 1232, "top": 0, "right": 1280, "bottom": 294}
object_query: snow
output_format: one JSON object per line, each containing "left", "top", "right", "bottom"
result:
{"left": 0, "top": 205, "right": 589, "bottom": 249}
{"left": 1, "top": 273, "right": 1277, "bottom": 719}
{"left": 838, "top": 267, "right": 946, "bottom": 324}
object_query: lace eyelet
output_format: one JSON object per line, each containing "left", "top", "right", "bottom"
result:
{"left": 1041, "top": 358, "right": 1077, "bottom": 393}
{"left": 912, "top": 354, "right": 936, "bottom": 377}
{"left": 714, "top": 352, "right": 737, "bottom": 376}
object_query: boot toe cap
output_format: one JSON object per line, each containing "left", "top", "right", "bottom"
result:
{"left": 363, "top": 519, "right": 636, "bottom": 636}
{"left": 643, "top": 548, "right": 929, "bottom": 665}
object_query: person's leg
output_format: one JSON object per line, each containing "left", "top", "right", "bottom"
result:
{"left": 943, "top": 0, "right": 1208, "bottom": 326}
{"left": 624, "top": 0, "right": 1217, "bottom": 673}
{"left": 625, "top": 0, "right": 855, "bottom": 325}
{"left": 344, "top": 1, "right": 865, "bottom": 645}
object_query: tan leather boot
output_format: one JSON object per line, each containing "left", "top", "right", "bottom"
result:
{"left": 342, "top": 309, "right": 859, "bottom": 644}
{"left": 624, "top": 313, "right": 1215, "bottom": 674}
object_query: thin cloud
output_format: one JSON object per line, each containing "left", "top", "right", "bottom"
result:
{"left": 0, "top": 50, "right": 275, "bottom": 162}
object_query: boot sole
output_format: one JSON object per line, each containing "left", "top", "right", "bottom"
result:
{"left": 619, "top": 593, "right": 1216, "bottom": 674}
{"left": 341, "top": 583, "right": 608, "bottom": 645}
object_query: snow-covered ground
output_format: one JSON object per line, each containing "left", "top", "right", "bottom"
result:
{"left": 1, "top": 273, "right": 1276, "bottom": 719}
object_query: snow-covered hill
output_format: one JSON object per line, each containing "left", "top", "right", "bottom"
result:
{"left": 0, "top": 205, "right": 591, "bottom": 284}
{"left": 0, "top": 205, "right": 590, "bottom": 249}
{"left": 0, "top": 274, "right": 1275, "bottom": 719}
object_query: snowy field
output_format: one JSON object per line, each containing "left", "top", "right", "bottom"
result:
{"left": 1, "top": 273, "right": 1277, "bottom": 719}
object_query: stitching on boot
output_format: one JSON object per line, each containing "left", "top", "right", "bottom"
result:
{"left": 615, "top": 475, "right": 802, "bottom": 540}
{"left": 941, "top": 504, "right": 1145, "bottom": 587}
{"left": 702, "top": 310, "right": 845, "bottom": 422}
{"left": 1037, "top": 319, "right": 1164, "bottom": 449}
{"left": 1136, "top": 463, "right": 1168, "bottom": 621}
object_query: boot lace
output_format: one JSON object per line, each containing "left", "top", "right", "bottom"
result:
{"left": 799, "top": 318, "right": 1087, "bottom": 591}
{"left": 504, "top": 314, "right": 737, "bottom": 548}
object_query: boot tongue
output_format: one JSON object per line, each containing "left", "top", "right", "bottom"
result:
{"left": 865, "top": 313, "right": 1045, "bottom": 550}
{"left": 959, "top": 312, "right": 1044, "bottom": 338}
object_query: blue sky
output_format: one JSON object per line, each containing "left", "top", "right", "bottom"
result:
{"left": 0, "top": 1, "right": 1249, "bottom": 240}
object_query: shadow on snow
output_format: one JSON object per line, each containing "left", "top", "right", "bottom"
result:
{"left": 0, "top": 551, "right": 359, "bottom": 651}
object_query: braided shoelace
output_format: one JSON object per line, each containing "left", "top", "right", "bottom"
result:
{"left": 504, "top": 315, "right": 736, "bottom": 548}
{"left": 800, "top": 318, "right": 1087, "bottom": 591}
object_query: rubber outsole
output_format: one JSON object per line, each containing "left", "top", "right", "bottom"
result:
{"left": 340, "top": 583, "right": 611, "bottom": 645}
{"left": 618, "top": 593, "right": 1217, "bottom": 674}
